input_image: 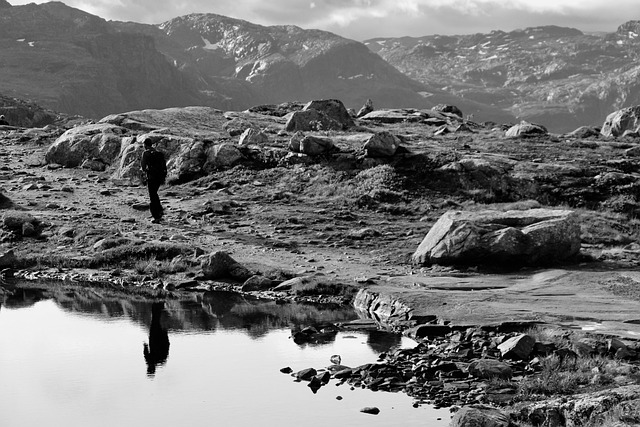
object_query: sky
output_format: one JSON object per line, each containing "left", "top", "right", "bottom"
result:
{"left": 8, "top": 0, "right": 640, "bottom": 41}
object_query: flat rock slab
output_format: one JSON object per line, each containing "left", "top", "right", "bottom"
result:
{"left": 364, "top": 269, "right": 640, "bottom": 340}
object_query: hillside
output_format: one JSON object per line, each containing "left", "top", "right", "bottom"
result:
{"left": 0, "top": 2, "right": 514, "bottom": 123}
{"left": 366, "top": 22, "right": 640, "bottom": 132}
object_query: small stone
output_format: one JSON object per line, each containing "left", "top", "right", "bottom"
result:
{"left": 22, "top": 222, "right": 36, "bottom": 237}
{"left": 295, "top": 368, "right": 317, "bottom": 381}
{"left": 360, "top": 407, "right": 380, "bottom": 415}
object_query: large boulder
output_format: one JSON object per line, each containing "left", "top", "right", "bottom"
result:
{"left": 45, "top": 123, "right": 127, "bottom": 167}
{"left": 498, "top": 334, "right": 536, "bottom": 360}
{"left": 433, "top": 104, "right": 463, "bottom": 118}
{"left": 204, "top": 143, "right": 244, "bottom": 170}
{"left": 363, "top": 131, "right": 401, "bottom": 157}
{"left": 285, "top": 109, "right": 343, "bottom": 132}
{"left": 601, "top": 106, "right": 640, "bottom": 138}
{"left": 237, "top": 128, "right": 269, "bottom": 146}
{"left": 412, "top": 209, "right": 581, "bottom": 267}
{"left": 303, "top": 99, "right": 354, "bottom": 129}
{"left": 200, "top": 251, "right": 252, "bottom": 281}
{"left": 299, "top": 135, "right": 335, "bottom": 155}
{"left": 506, "top": 121, "right": 548, "bottom": 138}
{"left": 468, "top": 359, "right": 513, "bottom": 380}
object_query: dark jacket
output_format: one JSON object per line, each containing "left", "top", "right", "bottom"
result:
{"left": 141, "top": 147, "right": 167, "bottom": 183}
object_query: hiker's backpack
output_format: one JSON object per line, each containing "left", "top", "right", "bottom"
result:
{"left": 145, "top": 149, "right": 167, "bottom": 183}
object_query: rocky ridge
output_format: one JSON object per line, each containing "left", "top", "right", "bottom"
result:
{"left": 366, "top": 22, "right": 640, "bottom": 132}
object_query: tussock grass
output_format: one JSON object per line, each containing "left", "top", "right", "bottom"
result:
{"left": 518, "top": 354, "right": 616, "bottom": 398}
{"left": 20, "top": 242, "right": 194, "bottom": 270}
{"left": 578, "top": 209, "right": 640, "bottom": 245}
{"left": 134, "top": 256, "right": 190, "bottom": 278}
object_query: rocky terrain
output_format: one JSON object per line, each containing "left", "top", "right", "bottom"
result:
{"left": 0, "top": 1, "right": 513, "bottom": 124}
{"left": 366, "top": 21, "right": 640, "bottom": 133}
{"left": 1, "top": 95, "right": 640, "bottom": 425}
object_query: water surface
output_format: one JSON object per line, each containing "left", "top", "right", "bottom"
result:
{"left": 0, "top": 288, "right": 450, "bottom": 426}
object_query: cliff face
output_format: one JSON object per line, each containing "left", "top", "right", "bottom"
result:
{"left": 367, "top": 23, "right": 640, "bottom": 132}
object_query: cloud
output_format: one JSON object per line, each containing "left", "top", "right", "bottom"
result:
{"left": 7, "top": 0, "right": 636, "bottom": 39}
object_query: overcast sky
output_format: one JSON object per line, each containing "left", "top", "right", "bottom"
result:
{"left": 9, "top": 0, "right": 640, "bottom": 40}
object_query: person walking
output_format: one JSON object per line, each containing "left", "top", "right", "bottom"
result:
{"left": 140, "top": 138, "right": 167, "bottom": 223}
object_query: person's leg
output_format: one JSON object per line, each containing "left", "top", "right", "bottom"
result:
{"left": 147, "top": 180, "right": 162, "bottom": 220}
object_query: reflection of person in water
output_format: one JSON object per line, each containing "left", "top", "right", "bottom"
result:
{"left": 143, "top": 302, "right": 170, "bottom": 376}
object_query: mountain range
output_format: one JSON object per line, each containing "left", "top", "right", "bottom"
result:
{"left": 366, "top": 22, "right": 640, "bottom": 132}
{"left": 0, "top": 0, "right": 638, "bottom": 131}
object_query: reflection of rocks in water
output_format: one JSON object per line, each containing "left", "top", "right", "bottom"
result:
{"left": 144, "top": 302, "right": 170, "bottom": 377}
{"left": 366, "top": 330, "right": 403, "bottom": 355}
{"left": 201, "top": 290, "right": 246, "bottom": 316}
{"left": 4, "top": 286, "right": 360, "bottom": 339}
{"left": 292, "top": 324, "right": 339, "bottom": 346}
{"left": 1, "top": 288, "right": 47, "bottom": 309}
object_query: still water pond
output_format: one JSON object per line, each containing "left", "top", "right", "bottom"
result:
{"left": 0, "top": 287, "right": 449, "bottom": 427}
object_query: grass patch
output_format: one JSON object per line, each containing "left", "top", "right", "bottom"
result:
{"left": 578, "top": 209, "right": 640, "bottom": 245}
{"left": 134, "top": 256, "right": 190, "bottom": 278}
{"left": 19, "top": 242, "right": 194, "bottom": 270}
{"left": 517, "top": 354, "right": 616, "bottom": 398}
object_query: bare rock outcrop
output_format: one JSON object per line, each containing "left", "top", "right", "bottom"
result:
{"left": 45, "top": 123, "right": 126, "bottom": 167}
{"left": 515, "top": 385, "right": 640, "bottom": 427}
{"left": 505, "top": 121, "right": 548, "bottom": 138}
{"left": 412, "top": 209, "right": 581, "bottom": 267}
{"left": 601, "top": 105, "right": 640, "bottom": 138}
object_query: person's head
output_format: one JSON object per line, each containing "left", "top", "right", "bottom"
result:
{"left": 144, "top": 138, "right": 154, "bottom": 148}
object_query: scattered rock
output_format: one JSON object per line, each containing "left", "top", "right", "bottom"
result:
{"left": 0, "top": 249, "right": 16, "bottom": 268}
{"left": 238, "top": 127, "right": 269, "bottom": 146}
{"left": 302, "top": 99, "right": 354, "bottom": 129}
{"left": 299, "top": 135, "right": 335, "bottom": 155}
{"left": 288, "top": 131, "right": 305, "bottom": 152}
{"left": 363, "top": 131, "right": 401, "bottom": 157}
{"left": 360, "top": 407, "right": 380, "bottom": 415}
{"left": 356, "top": 99, "right": 374, "bottom": 118}
{"left": 80, "top": 158, "right": 107, "bottom": 172}
{"left": 3, "top": 210, "right": 38, "bottom": 231}
{"left": 205, "top": 143, "right": 245, "bottom": 169}
{"left": 450, "top": 405, "right": 510, "bottom": 427}
{"left": 285, "top": 109, "right": 343, "bottom": 132}
{"left": 200, "top": 251, "right": 252, "bottom": 281}
{"left": 567, "top": 125, "right": 600, "bottom": 138}
{"left": 433, "top": 104, "right": 463, "bottom": 118}
{"left": 295, "top": 367, "right": 317, "bottom": 381}
{"left": 506, "top": 121, "right": 548, "bottom": 138}
{"left": 498, "top": 334, "right": 536, "bottom": 360}
{"left": 468, "top": 359, "right": 513, "bottom": 380}
{"left": 241, "top": 275, "right": 274, "bottom": 292}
